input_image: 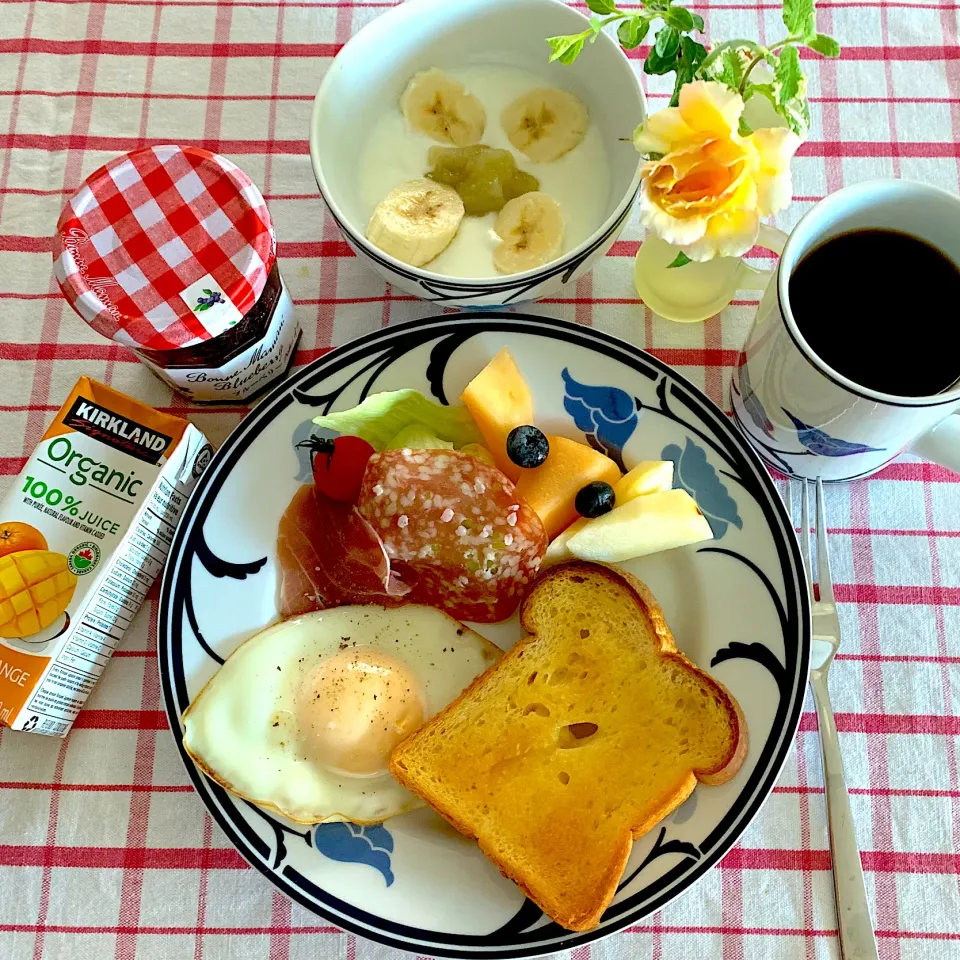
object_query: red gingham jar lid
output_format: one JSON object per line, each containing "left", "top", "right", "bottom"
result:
{"left": 54, "top": 145, "right": 276, "bottom": 351}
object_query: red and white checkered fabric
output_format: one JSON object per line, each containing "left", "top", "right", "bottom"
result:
{"left": 54, "top": 145, "right": 276, "bottom": 350}
{"left": 2, "top": 2, "right": 960, "bottom": 960}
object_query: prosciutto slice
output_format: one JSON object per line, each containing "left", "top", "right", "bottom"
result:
{"left": 276, "top": 484, "right": 409, "bottom": 619}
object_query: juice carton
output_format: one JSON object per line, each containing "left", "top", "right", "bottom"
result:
{"left": 0, "top": 377, "right": 210, "bottom": 736}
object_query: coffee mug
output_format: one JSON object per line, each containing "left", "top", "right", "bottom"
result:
{"left": 731, "top": 179, "right": 960, "bottom": 482}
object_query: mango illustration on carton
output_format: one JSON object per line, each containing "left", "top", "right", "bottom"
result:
{"left": 0, "top": 377, "right": 209, "bottom": 737}
{"left": 0, "top": 548, "right": 77, "bottom": 638}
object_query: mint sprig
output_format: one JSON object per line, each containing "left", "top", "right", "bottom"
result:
{"left": 547, "top": 0, "right": 709, "bottom": 106}
{"left": 546, "top": 0, "right": 840, "bottom": 132}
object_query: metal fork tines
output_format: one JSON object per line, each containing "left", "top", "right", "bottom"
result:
{"left": 791, "top": 478, "right": 878, "bottom": 960}
{"left": 796, "top": 478, "right": 842, "bottom": 675}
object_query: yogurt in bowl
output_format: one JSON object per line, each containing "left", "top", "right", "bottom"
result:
{"left": 359, "top": 64, "right": 612, "bottom": 279}
{"left": 310, "top": 0, "right": 645, "bottom": 307}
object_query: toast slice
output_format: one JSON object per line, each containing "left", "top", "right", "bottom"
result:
{"left": 390, "top": 561, "right": 747, "bottom": 931}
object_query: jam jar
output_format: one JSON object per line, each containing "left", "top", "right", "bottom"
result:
{"left": 54, "top": 146, "right": 301, "bottom": 402}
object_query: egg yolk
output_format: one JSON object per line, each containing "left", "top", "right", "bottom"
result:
{"left": 296, "top": 647, "right": 426, "bottom": 775}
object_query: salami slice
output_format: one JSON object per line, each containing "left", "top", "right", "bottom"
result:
{"left": 276, "top": 484, "right": 409, "bottom": 618}
{"left": 357, "top": 449, "right": 546, "bottom": 623}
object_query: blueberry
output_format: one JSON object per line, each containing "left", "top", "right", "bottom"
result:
{"left": 506, "top": 425, "right": 549, "bottom": 469}
{"left": 575, "top": 481, "right": 616, "bottom": 519}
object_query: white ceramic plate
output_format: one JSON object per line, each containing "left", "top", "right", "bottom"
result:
{"left": 159, "top": 313, "right": 810, "bottom": 958}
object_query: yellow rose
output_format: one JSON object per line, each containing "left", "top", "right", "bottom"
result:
{"left": 634, "top": 80, "right": 802, "bottom": 261}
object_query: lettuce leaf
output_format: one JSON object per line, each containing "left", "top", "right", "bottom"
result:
{"left": 312, "top": 390, "right": 482, "bottom": 451}
{"left": 460, "top": 442, "right": 495, "bottom": 466}
{"left": 385, "top": 423, "right": 455, "bottom": 452}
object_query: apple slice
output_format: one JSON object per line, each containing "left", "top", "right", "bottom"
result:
{"left": 542, "top": 460, "right": 676, "bottom": 568}
{"left": 566, "top": 488, "right": 713, "bottom": 563}
{"left": 615, "top": 460, "right": 674, "bottom": 500}
{"left": 541, "top": 520, "right": 585, "bottom": 568}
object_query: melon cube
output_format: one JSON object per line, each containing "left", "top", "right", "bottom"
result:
{"left": 460, "top": 348, "right": 534, "bottom": 482}
{"left": 514, "top": 435, "right": 621, "bottom": 539}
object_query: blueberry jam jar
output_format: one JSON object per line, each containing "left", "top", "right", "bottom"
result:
{"left": 54, "top": 146, "right": 301, "bottom": 402}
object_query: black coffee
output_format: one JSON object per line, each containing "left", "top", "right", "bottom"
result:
{"left": 788, "top": 229, "right": 960, "bottom": 397}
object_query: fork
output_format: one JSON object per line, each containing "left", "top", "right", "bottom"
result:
{"left": 792, "top": 478, "right": 879, "bottom": 960}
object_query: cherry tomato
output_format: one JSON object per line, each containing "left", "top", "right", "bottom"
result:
{"left": 298, "top": 435, "right": 375, "bottom": 502}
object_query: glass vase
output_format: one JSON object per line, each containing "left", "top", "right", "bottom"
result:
{"left": 634, "top": 225, "right": 787, "bottom": 324}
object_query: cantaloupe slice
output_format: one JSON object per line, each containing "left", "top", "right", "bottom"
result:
{"left": 460, "top": 349, "right": 534, "bottom": 482}
{"left": 514, "top": 435, "right": 621, "bottom": 539}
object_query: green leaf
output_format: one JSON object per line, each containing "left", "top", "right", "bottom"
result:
{"left": 384, "top": 423, "right": 455, "bottom": 453}
{"left": 775, "top": 45, "right": 802, "bottom": 105}
{"left": 311, "top": 389, "right": 483, "bottom": 451}
{"left": 744, "top": 81, "right": 778, "bottom": 108}
{"left": 547, "top": 33, "right": 587, "bottom": 64}
{"left": 586, "top": 0, "right": 617, "bottom": 13}
{"left": 644, "top": 46, "right": 674, "bottom": 76}
{"left": 202, "top": 288, "right": 213, "bottom": 295}
{"left": 769, "top": 47, "right": 810, "bottom": 135}
{"left": 559, "top": 36, "right": 586, "bottom": 63}
{"left": 663, "top": 6, "right": 694, "bottom": 32}
{"left": 667, "top": 251, "right": 693, "bottom": 268}
{"left": 668, "top": 35, "right": 708, "bottom": 104}
{"left": 654, "top": 25, "right": 680, "bottom": 60}
{"left": 195, "top": 303, "right": 211, "bottom": 312}
{"left": 617, "top": 15, "right": 649, "bottom": 49}
{"left": 782, "top": 0, "right": 815, "bottom": 39}
{"left": 783, "top": 109, "right": 805, "bottom": 135}
{"left": 691, "top": 12, "right": 705, "bottom": 31}
{"left": 588, "top": 16, "right": 604, "bottom": 40}
{"left": 738, "top": 115, "right": 753, "bottom": 136}
{"left": 718, "top": 48, "right": 745, "bottom": 89}
{"left": 807, "top": 32, "right": 840, "bottom": 57}
{"left": 683, "top": 35, "right": 707, "bottom": 64}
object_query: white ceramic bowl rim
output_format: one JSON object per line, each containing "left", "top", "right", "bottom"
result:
{"left": 309, "top": 0, "right": 644, "bottom": 287}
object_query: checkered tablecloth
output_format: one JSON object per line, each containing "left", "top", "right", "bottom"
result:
{"left": 2, "top": 1, "right": 959, "bottom": 958}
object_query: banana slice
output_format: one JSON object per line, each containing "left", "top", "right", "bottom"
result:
{"left": 501, "top": 87, "right": 589, "bottom": 163}
{"left": 367, "top": 179, "right": 465, "bottom": 267}
{"left": 493, "top": 192, "right": 564, "bottom": 274}
{"left": 400, "top": 68, "right": 486, "bottom": 146}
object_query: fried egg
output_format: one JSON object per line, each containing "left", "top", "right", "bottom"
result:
{"left": 182, "top": 605, "right": 500, "bottom": 823}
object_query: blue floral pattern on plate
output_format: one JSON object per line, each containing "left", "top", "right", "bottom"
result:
{"left": 561, "top": 368, "right": 639, "bottom": 469}
{"left": 662, "top": 438, "right": 743, "bottom": 539}
{"left": 782, "top": 409, "right": 885, "bottom": 457}
{"left": 314, "top": 822, "right": 395, "bottom": 886}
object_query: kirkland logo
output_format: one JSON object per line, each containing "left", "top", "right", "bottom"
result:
{"left": 63, "top": 398, "right": 174, "bottom": 465}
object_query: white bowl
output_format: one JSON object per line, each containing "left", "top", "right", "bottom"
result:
{"left": 310, "top": 0, "right": 645, "bottom": 307}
